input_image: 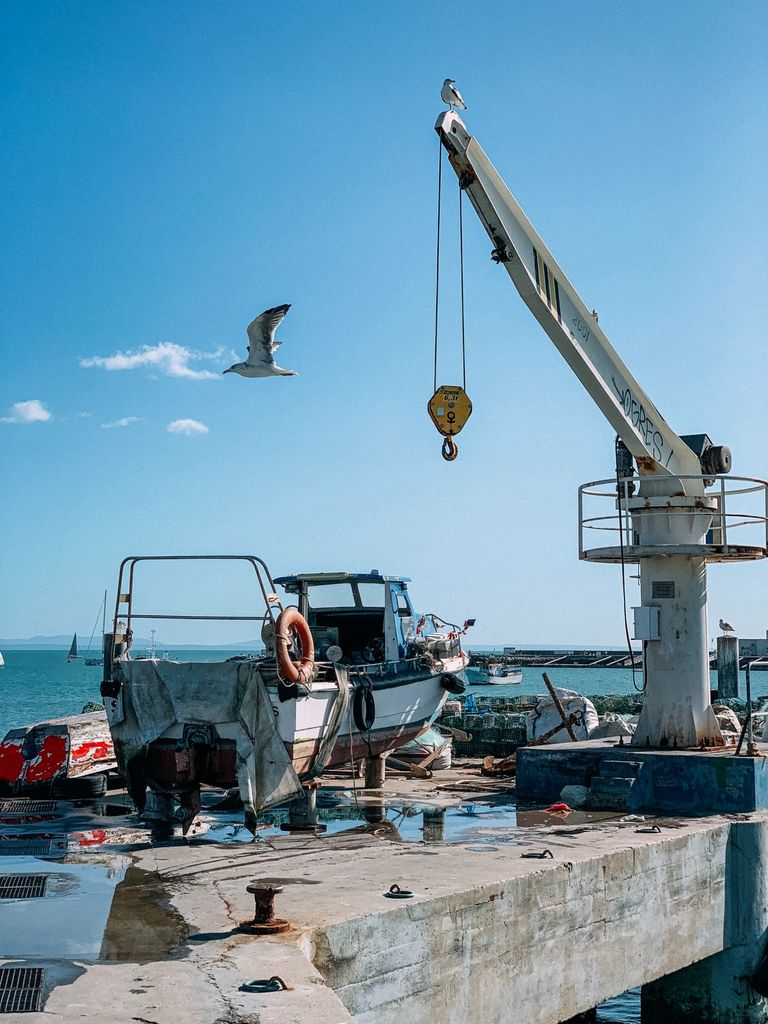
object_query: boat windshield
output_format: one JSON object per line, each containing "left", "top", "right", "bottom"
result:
{"left": 305, "top": 581, "right": 385, "bottom": 610}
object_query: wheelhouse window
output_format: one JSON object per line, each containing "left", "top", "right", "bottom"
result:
{"left": 302, "top": 580, "right": 387, "bottom": 664}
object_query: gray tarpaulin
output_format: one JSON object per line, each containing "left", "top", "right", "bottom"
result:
{"left": 111, "top": 659, "right": 303, "bottom": 827}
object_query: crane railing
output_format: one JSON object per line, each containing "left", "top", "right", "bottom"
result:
{"left": 578, "top": 475, "right": 768, "bottom": 562}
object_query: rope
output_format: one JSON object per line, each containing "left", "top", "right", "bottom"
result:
{"left": 459, "top": 184, "right": 466, "bottom": 390}
{"left": 432, "top": 136, "right": 443, "bottom": 394}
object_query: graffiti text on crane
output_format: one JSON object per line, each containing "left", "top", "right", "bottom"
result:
{"left": 611, "top": 378, "right": 672, "bottom": 466}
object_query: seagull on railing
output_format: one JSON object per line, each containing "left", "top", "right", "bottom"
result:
{"left": 441, "top": 78, "right": 467, "bottom": 111}
{"left": 719, "top": 618, "right": 735, "bottom": 635}
{"left": 224, "top": 304, "right": 297, "bottom": 378}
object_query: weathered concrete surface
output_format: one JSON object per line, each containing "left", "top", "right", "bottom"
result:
{"left": 3, "top": 770, "right": 768, "bottom": 1024}
{"left": 642, "top": 818, "right": 768, "bottom": 1023}
{"left": 296, "top": 818, "right": 757, "bottom": 1023}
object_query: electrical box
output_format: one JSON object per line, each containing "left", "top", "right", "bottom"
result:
{"left": 633, "top": 606, "right": 660, "bottom": 641}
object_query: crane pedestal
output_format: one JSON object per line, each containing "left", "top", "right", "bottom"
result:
{"left": 579, "top": 474, "right": 768, "bottom": 750}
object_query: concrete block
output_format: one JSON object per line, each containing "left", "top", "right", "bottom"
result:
{"left": 518, "top": 741, "right": 768, "bottom": 815}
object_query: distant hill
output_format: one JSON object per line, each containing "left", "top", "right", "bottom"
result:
{"left": 0, "top": 635, "right": 262, "bottom": 651}
{"left": 1, "top": 635, "right": 636, "bottom": 652}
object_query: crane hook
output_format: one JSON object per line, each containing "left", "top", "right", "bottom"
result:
{"left": 441, "top": 436, "right": 458, "bottom": 462}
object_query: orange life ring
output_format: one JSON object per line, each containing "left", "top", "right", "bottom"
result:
{"left": 275, "top": 607, "right": 315, "bottom": 686}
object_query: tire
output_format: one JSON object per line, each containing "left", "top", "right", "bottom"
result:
{"left": 51, "top": 773, "right": 108, "bottom": 799}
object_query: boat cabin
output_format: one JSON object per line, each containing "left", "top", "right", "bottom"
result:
{"left": 274, "top": 572, "right": 416, "bottom": 665}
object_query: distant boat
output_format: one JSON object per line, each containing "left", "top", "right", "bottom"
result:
{"left": 0, "top": 651, "right": 4, "bottom": 667}
{"left": 465, "top": 663, "right": 523, "bottom": 686}
{"left": 486, "top": 663, "right": 523, "bottom": 683}
{"left": 67, "top": 634, "right": 82, "bottom": 662}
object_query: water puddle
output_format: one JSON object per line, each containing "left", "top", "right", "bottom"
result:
{"left": 0, "top": 787, "right": 626, "bottom": 856}
{"left": 0, "top": 854, "right": 187, "bottom": 963}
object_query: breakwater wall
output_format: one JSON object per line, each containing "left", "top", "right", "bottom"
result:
{"left": 440, "top": 693, "right": 750, "bottom": 760}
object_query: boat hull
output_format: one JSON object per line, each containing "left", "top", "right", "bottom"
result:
{"left": 0, "top": 711, "right": 117, "bottom": 793}
{"left": 141, "top": 657, "right": 463, "bottom": 784}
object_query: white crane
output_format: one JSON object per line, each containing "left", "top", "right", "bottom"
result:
{"left": 434, "top": 107, "right": 765, "bottom": 748}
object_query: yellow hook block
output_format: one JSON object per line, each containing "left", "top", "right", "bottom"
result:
{"left": 427, "top": 385, "right": 473, "bottom": 437}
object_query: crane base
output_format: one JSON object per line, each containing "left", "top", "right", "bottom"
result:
{"left": 517, "top": 740, "right": 768, "bottom": 815}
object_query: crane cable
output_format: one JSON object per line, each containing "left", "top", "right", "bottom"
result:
{"left": 458, "top": 176, "right": 467, "bottom": 391}
{"left": 432, "top": 141, "right": 467, "bottom": 393}
{"left": 431, "top": 138, "right": 470, "bottom": 461}
{"left": 432, "top": 137, "right": 443, "bottom": 394}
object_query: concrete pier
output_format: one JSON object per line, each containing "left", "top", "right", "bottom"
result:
{"left": 3, "top": 768, "right": 768, "bottom": 1023}
{"left": 718, "top": 634, "right": 741, "bottom": 698}
{"left": 641, "top": 817, "right": 768, "bottom": 1022}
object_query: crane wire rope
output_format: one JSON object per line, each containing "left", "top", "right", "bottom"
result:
{"left": 432, "top": 140, "right": 467, "bottom": 393}
{"left": 615, "top": 439, "right": 644, "bottom": 692}
{"left": 458, "top": 182, "right": 467, "bottom": 390}
{"left": 432, "top": 137, "right": 443, "bottom": 394}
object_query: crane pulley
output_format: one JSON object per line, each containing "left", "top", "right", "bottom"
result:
{"left": 429, "top": 140, "right": 472, "bottom": 461}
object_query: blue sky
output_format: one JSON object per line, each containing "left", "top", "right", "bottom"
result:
{"left": 1, "top": 0, "right": 766, "bottom": 645}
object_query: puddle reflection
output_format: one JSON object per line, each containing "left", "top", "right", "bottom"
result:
{"left": 0, "top": 854, "right": 187, "bottom": 962}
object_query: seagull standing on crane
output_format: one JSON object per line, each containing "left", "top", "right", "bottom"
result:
{"left": 441, "top": 78, "right": 467, "bottom": 110}
{"left": 223, "top": 304, "right": 297, "bottom": 378}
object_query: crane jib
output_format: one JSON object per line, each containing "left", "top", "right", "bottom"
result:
{"left": 437, "top": 110, "right": 703, "bottom": 483}
{"left": 529, "top": 241, "right": 673, "bottom": 469}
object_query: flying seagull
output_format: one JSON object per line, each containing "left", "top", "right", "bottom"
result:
{"left": 719, "top": 618, "right": 735, "bottom": 635}
{"left": 441, "top": 78, "right": 467, "bottom": 110}
{"left": 224, "top": 304, "right": 297, "bottom": 378}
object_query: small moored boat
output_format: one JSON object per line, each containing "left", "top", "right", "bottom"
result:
{"left": 465, "top": 663, "right": 523, "bottom": 685}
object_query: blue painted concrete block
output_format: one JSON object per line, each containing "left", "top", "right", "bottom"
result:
{"left": 517, "top": 741, "right": 768, "bottom": 815}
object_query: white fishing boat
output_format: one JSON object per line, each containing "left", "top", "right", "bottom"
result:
{"left": 486, "top": 663, "right": 523, "bottom": 684}
{"left": 465, "top": 663, "right": 523, "bottom": 685}
{"left": 101, "top": 556, "right": 470, "bottom": 831}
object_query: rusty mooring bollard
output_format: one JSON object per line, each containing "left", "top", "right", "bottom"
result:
{"left": 239, "top": 882, "right": 291, "bottom": 935}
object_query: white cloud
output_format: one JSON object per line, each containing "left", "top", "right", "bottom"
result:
{"left": 101, "top": 416, "right": 141, "bottom": 429}
{"left": 167, "top": 418, "right": 209, "bottom": 436}
{"left": 75, "top": 411, "right": 92, "bottom": 418}
{"left": 80, "top": 342, "right": 223, "bottom": 380}
{"left": 0, "top": 399, "right": 52, "bottom": 424}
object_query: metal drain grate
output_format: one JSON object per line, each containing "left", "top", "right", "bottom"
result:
{"left": 0, "top": 840, "right": 53, "bottom": 858}
{"left": 0, "top": 801, "right": 58, "bottom": 814}
{"left": 0, "top": 967, "right": 44, "bottom": 1013}
{"left": 0, "top": 875, "right": 48, "bottom": 899}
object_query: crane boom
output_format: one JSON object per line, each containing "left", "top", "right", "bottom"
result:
{"left": 435, "top": 110, "right": 703, "bottom": 487}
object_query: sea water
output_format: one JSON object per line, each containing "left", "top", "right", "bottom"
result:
{"left": 0, "top": 650, "right": 759, "bottom": 1024}
{"left": 1, "top": 652, "right": 758, "bottom": 737}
